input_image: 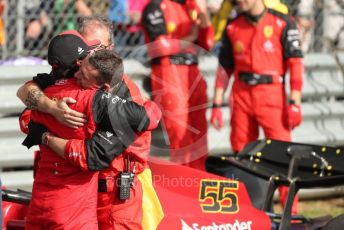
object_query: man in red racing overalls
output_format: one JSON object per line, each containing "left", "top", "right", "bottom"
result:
{"left": 141, "top": 0, "right": 214, "bottom": 170}
{"left": 210, "top": 0, "right": 303, "bottom": 214}
{"left": 73, "top": 17, "right": 165, "bottom": 228}
{"left": 25, "top": 76, "right": 165, "bottom": 230}
{"left": 18, "top": 17, "right": 164, "bottom": 229}
{"left": 26, "top": 88, "right": 165, "bottom": 229}
{"left": 19, "top": 31, "right": 161, "bottom": 229}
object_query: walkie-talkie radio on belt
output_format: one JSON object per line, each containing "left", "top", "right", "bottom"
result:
{"left": 119, "top": 156, "right": 135, "bottom": 200}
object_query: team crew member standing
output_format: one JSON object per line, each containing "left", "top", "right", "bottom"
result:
{"left": 142, "top": 0, "right": 214, "bottom": 170}
{"left": 210, "top": 0, "right": 303, "bottom": 213}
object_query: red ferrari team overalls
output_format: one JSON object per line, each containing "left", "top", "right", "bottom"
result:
{"left": 62, "top": 76, "right": 164, "bottom": 230}
{"left": 216, "top": 9, "right": 303, "bottom": 214}
{"left": 24, "top": 78, "right": 99, "bottom": 229}
{"left": 142, "top": 0, "right": 214, "bottom": 170}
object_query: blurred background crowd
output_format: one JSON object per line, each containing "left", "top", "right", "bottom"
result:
{"left": 0, "top": 0, "right": 343, "bottom": 61}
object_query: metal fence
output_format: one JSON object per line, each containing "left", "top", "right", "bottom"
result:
{"left": 0, "top": 0, "right": 343, "bottom": 60}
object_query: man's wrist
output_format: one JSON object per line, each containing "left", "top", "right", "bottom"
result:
{"left": 289, "top": 99, "right": 301, "bottom": 105}
{"left": 45, "top": 98, "right": 58, "bottom": 115}
{"left": 212, "top": 102, "right": 222, "bottom": 108}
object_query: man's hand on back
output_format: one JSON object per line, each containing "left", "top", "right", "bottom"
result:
{"left": 52, "top": 97, "right": 87, "bottom": 129}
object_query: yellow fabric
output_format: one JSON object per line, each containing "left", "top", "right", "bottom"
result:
{"left": 264, "top": 0, "right": 288, "bottom": 14}
{"left": 139, "top": 169, "right": 164, "bottom": 230}
{"left": 212, "top": 0, "right": 233, "bottom": 42}
{"left": 0, "top": 19, "right": 5, "bottom": 45}
{"left": 212, "top": 0, "right": 288, "bottom": 42}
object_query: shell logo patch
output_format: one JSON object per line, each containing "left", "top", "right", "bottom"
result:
{"left": 264, "top": 25, "right": 274, "bottom": 39}
{"left": 167, "top": 22, "right": 176, "bottom": 33}
{"left": 234, "top": 41, "right": 244, "bottom": 54}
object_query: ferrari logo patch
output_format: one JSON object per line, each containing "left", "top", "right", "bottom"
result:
{"left": 167, "top": 22, "right": 176, "bottom": 33}
{"left": 263, "top": 25, "right": 274, "bottom": 39}
{"left": 234, "top": 41, "right": 244, "bottom": 54}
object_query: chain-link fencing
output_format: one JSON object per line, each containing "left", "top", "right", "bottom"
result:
{"left": 0, "top": 0, "right": 343, "bottom": 61}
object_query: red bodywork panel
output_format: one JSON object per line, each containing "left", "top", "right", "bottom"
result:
{"left": 149, "top": 157, "right": 271, "bottom": 230}
{"left": 2, "top": 157, "right": 271, "bottom": 229}
{"left": 2, "top": 201, "right": 27, "bottom": 229}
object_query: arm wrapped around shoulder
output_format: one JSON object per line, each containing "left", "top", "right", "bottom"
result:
{"left": 86, "top": 129, "right": 126, "bottom": 171}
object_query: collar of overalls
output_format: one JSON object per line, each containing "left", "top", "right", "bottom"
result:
{"left": 244, "top": 7, "right": 267, "bottom": 23}
{"left": 172, "top": 0, "right": 186, "bottom": 4}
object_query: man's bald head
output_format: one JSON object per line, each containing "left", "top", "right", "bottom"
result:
{"left": 77, "top": 15, "right": 113, "bottom": 47}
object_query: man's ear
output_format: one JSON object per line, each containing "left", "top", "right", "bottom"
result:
{"left": 76, "top": 59, "right": 82, "bottom": 66}
{"left": 102, "top": 83, "right": 110, "bottom": 91}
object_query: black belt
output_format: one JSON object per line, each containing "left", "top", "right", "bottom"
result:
{"left": 239, "top": 72, "right": 274, "bottom": 85}
{"left": 151, "top": 54, "right": 198, "bottom": 65}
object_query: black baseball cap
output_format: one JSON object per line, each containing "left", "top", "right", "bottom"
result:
{"left": 48, "top": 30, "right": 101, "bottom": 69}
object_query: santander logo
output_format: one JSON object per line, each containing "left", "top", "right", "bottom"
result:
{"left": 180, "top": 219, "right": 253, "bottom": 230}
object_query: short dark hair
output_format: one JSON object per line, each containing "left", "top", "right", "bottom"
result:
{"left": 77, "top": 15, "right": 113, "bottom": 44}
{"left": 88, "top": 49, "right": 123, "bottom": 87}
